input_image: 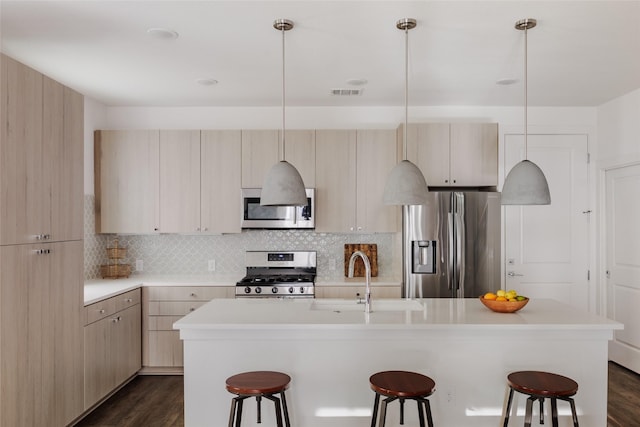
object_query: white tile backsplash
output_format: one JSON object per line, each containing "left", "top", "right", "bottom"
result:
{"left": 84, "top": 195, "right": 400, "bottom": 281}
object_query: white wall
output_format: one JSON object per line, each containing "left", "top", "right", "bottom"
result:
{"left": 597, "top": 88, "right": 640, "bottom": 168}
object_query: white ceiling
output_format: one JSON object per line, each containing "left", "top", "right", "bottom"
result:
{"left": 1, "top": 1, "right": 639, "bottom": 108}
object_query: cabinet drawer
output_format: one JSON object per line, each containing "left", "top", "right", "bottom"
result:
{"left": 146, "top": 286, "right": 233, "bottom": 301}
{"left": 148, "top": 301, "right": 207, "bottom": 316}
{"left": 114, "top": 289, "right": 141, "bottom": 312}
{"left": 148, "top": 315, "right": 184, "bottom": 331}
{"left": 85, "top": 298, "right": 116, "bottom": 325}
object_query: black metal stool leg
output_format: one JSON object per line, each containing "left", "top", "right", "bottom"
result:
{"left": 540, "top": 397, "right": 545, "bottom": 425}
{"left": 399, "top": 398, "right": 405, "bottom": 425}
{"left": 424, "top": 398, "right": 434, "bottom": 427}
{"left": 256, "top": 395, "right": 262, "bottom": 423}
{"left": 371, "top": 393, "right": 381, "bottom": 427}
{"left": 503, "top": 387, "right": 515, "bottom": 427}
{"left": 263, "top": 394, "right": 284, "bottom": 427}
{"left": 228, "top": 397, "right": 238, "bottom": 427}
{"left": 280, "top": 390, "right": 291, "bottom": 427}
{"left": 524, "top": 396, "right": 535, "bottom": 427}
{"left": 378, "top": 396, "right": 397, "bottom": 427}
{"left": 550, "top": 398, "right": 559, "bottom": 427}
{"left": 568, "top": 398, "right": 579, "bottom": 427}
{"left": 236, "top": 397, "right": 245, "bottom": 427}
{"left": 416, "top": 399, "right": 425, "bottom": 427}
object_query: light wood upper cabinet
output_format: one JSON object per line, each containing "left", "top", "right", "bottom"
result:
{"left": 404, "top": 123, "right": 498, "bottom": 187}
{"left": 241, "top": 129, "right": 316, "bottom": 188}
{"left": 159, "top": 130, "right": 201, "bottom": 233}
{"left": 201, "top": 130, "right": 242, "bottom": 233}
{"left": 95, "top": 130, "right": 160, "bottom": 233}
{"left": 0, "top": 54, "right": 46, "bottom": 245}
{"left": 284, "top": 130, "right": 315, "bottom": 187}
{"left": 241, "top": 130, "right": 279, "bottom": 188}
{"left": 315, "top": 129, "right": 398, "bottom": 233}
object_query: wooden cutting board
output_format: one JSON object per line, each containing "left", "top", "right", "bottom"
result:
{"left": 344, "top": 244, "right": 378, "bottom": 277}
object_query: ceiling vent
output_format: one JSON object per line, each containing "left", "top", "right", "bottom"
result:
{"left": 330, "top": 88, "right": 364, "bottom": 96}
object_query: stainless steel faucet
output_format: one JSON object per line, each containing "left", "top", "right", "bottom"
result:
{"left": 348, "top": 250, "right": 372, "bottom": 313}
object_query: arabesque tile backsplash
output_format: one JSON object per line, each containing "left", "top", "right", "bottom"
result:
{"left": 84, "top": 195, "right": 399, "bottom": 281}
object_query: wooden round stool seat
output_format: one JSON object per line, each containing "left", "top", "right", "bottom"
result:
{"left": 369, "top": 371, "right": 436, "bottom": 427}
{"left": 225, "top": 371, "right": 291, "bottom": 427}
{"left": 503, "top": 371, "right": 579, "bottom": 427}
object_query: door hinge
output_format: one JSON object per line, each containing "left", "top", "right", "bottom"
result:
{"left": 587, "top": 152, "right": 591, "bottom": 164}
{"left": 587, "top": 270, "right": 590, "bottom": 281}
{"left": 606, "top": 270, "right": 611, "bottom": 279}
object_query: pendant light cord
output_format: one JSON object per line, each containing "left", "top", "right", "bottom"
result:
{"left": 403, "top": 25, "right": 409, "bottom": 161}
{"left": 281, "top": 25, "right": 286, "bottom": 161}
{"left": 523, "top": 25, "right": 528, "bottom": 160}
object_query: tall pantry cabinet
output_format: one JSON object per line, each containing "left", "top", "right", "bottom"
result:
{"left": 0, "top": 54, "right": 84, "bottom": 426}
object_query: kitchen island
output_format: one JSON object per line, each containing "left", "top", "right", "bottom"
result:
{"left": 174, "top": 298, "right": 622, "bottom": 427}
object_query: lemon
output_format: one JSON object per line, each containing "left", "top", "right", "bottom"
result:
{"left": 496, "top": 289, "right": 506, "bottom": 297}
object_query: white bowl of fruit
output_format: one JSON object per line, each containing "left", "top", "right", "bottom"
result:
{"left": 479, "top": 290, "right": 529, "bottom": 313}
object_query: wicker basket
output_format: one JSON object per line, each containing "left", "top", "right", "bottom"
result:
{"left": 101, "top": 263, "right": 132, "bottom": 279}
{"left": 106, "top": 239, "right": 127, "bottom": 259}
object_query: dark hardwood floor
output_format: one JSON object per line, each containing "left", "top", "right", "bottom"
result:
{"left": 75, "top": 362, "right": 640, "bottom": 426}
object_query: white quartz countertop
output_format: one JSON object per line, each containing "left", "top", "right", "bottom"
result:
{"left": 174, "top": 297, "right": 623, "bottom": 331}
{"left": 83, "top": 275, "right": 237, "bottom": 305}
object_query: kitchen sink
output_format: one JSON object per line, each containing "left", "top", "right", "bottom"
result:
{"left": 310, "top": 299, "right": 423, "bottom": 312}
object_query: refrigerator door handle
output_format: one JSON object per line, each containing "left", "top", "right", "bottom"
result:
{"left": 455, "top": 210, "right": 465, "bottom": 296}
{"left": 447, "top": 212, "right": 454, "bottom": 290}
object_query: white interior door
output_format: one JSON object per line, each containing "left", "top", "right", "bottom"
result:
{"left": 606, "top": 164, "right": 640, "bottom": 373}
{"left": 504, "top": 134, "right": 589, "bottom": 309}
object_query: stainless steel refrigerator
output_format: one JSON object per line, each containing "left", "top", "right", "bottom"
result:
{"left": 403, "top": 191, "right": 501, "bottom": 298}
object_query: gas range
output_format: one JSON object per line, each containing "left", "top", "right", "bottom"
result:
{"left": 236, "top": 251, "right": 316, "bottom": 298}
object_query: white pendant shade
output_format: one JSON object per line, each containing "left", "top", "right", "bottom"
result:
{"left": 260, "top": 160, "right": 307, "bottom": 206}
{"left": 501, "top": 159, "right": 551, "bottom": 205}
{"left": 383, "top": 159, "right": 429, "bottom": 205}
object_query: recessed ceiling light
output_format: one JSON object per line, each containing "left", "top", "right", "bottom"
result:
{"left": 147, "top": 28, "right": 179, "bottom": 40}
{"left": 496, "top": 78, "right": 518, "bottom": 85}
{"left": 196, "top": 78, "right": 218, "bottom": 86}
{"left": 346, "top": 78, "right": 368, "bottom": 86}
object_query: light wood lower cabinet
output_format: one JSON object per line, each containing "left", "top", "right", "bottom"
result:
{"left": 142, "top": 286, "right": 234, "bottom": 370}
{"left": 84, "top": 289, "right": 141, "bottom": 410}
{"left": 315, "top": 285, "right": 401, "bottom": 299}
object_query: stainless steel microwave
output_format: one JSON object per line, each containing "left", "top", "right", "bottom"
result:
{"left": 241, "top": 188, "right": 315, "bottom": 229}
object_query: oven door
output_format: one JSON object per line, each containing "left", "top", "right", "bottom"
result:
{"left": 241, "top": 188, "right": 314, "bottom": 229}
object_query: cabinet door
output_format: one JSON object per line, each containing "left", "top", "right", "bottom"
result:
{"left": 241, "top": 130, "right": 280, "bottom": 188}
{"left": 315, "top": 130, "right": 357, "bottom": 233}
{"left": 49, "top": 83, "right": 84, "bottom": 241}
{"left": 84, "top": 314, "right": 111, "bottom": 409}
{"left": 356, "top": 129, "right": 399, "bottom": 233}
{"left": 405, "top": 123, "right": 451, "bottom": 187}
{"left": 201, "top": 130, "right": 242, "bottom": 233}
{"left": 0, "top": 55, "right": 46, "bottom": 245}
{"left": 450, "top": 123, "right": 498, "bottom": 186}
{"left": 95, "top": 130, "right": 160, "bottom": 233}
{"left": 50, "top": 241, "right": 84, "bottom": 424}
{"left": 284, "top": 129, "right": 315, "bottom": 187}
{"left": 159, "top": 130, "right": 201, "bottom": 233}
{"left": 147, "top": 331, "right": 183, "bottom": 367}
{"left": 112, "top": 304, "right": 142, "bottom": 387}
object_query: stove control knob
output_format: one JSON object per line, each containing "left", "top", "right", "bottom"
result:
{"left": 255, "top": 286, "right": 262, "bottom": 294}
{"left": 288, "top": 286, "right": 294, "bottom": 294}
{"left": 244, "top": 286, "right": 251, "bottom": 294}
{"left": 271, "top": 287, "right": 279, "bottom": 294}
{"left": 299, "top": 287, "right": 305, "bottom": 294}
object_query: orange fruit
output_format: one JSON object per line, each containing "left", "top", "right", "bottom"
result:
{"left": 495, "top": 296, "right": 507, "bottom": 301}
{"left": 483, "top": 292, "right": 497, "bottom": 300}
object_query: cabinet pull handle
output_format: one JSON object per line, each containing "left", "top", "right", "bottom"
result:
{"left": 33, "top": 249, "right": 51, "bottom": 255}
{"left": 203, "top": 227, "right": 208, "bottom": 231}
{"left": 111, "top": 316, "right": 121, "bottom": 323}
{"left": 99, "top": 309, "right": 106, "bottom": 314}
{"left": 445, "top": 179, "right": 449, "bottom": 183}
{"left": 124, "top": 298, "right": 133, "bottom": 303}
{"left": 190, "top": 293, "right": 197, "bottom": 297}
{"left": 189, "top": 307, "right": 196, "bottom": 312}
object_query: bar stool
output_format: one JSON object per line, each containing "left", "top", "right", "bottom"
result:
{"left": 503, "top": 370, "right": 579, "bottom": 427}
{"left": 369, "top": 370, "right": 436, "bottom": 427}
{"left": 225, "top": 371, "right": 291, "bottom": 427}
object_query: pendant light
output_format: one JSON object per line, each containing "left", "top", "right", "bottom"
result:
{"left": 501, "top": 18, "right": 551, "bottom": 205}
{"left": 383, "top": 18, "right": 429, "bottom": 206}
{"left": 260, "top": 19, "right": 307, "bottom": 206}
